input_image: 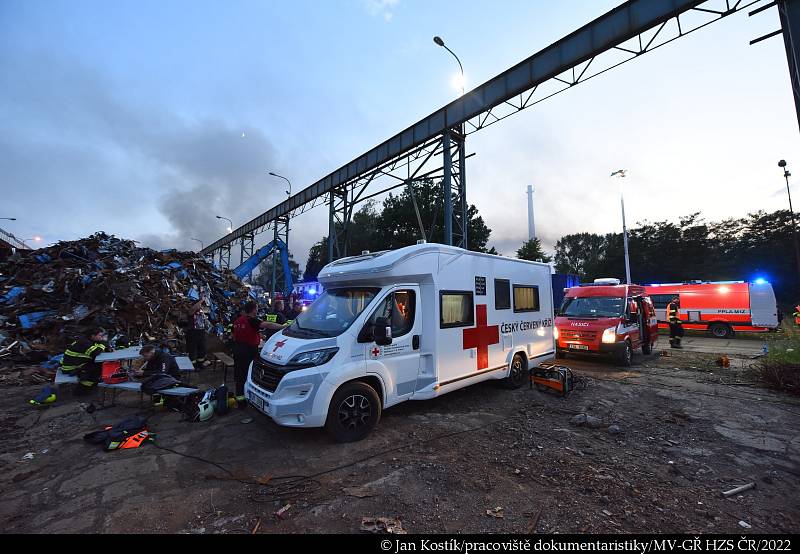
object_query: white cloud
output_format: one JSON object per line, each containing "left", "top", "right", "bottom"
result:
{"left": 363, "top": 0, "right": 399, "bottom": 23}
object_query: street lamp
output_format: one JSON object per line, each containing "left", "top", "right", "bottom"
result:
{"left": 268, "top": 171, "right": 292, "bottom": 196}
{"left": 779, "top": 160, "right": 800, "bottom": 280}
{"left": 433, "top": 36, "right": 465, "bottom": 96}
{"left": 0, "top": 218, "right": 16, "bottom": 221}
{"left": 610, "top": 169, "right": 631, "bottom": 284}
{"left": 190, "top": 237, "right": 204, "bottom": 251}
{"left": 216, "top": 215, "right": 233, "bottom": 233}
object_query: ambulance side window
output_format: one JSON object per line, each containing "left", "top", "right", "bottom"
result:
{"left": 513, "top": 285, "right": 540, "bottom": 313}
{"left": 440, "top": 291, "right": 474, "bottom": 328}
{"left": 495, "top": 279, "right": 511, "bottom": 310}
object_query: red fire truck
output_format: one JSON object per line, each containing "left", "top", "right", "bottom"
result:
{"left": 643, "top": 280, "right": 779, "bottom": 338}
{"left": 554, "top": 279, "right": 658, "bottom": 366}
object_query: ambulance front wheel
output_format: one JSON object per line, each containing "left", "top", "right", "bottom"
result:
{"left": 325, "top": 381, "right": 382, "bottom": 443}
{"left": 501, "top": 353, "right": 526, "bottom": 390}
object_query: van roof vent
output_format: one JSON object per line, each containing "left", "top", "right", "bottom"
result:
{"left": 416, "top": 239, "right": 427, "bottom": 245}
{"left": 361, "top": 250, "right": 370, "bottom": 255}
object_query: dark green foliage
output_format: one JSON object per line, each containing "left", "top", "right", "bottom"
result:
{"left": 554, "top": 210, "right": 798, "bottom": 302}
{"left": 516, "top": 238, "right": 552, "bottom": 263}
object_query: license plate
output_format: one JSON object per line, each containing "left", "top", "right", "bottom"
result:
{"left": 249, "top": 393, "right": 267, "bottom": 412}
{"left": 569, "top": 344, "right": 589, "bottom": 350}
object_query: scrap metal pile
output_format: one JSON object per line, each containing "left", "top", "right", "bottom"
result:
{"left": 0, "top": 233, "right": 246, "bottom": 366}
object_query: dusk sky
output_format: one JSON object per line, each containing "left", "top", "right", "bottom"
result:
{"left": 3, "top": 0, "right": 799, "bottom": 272}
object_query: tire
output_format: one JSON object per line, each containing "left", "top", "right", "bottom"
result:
{"left": 709, "top": 322, "right": 733, "bottom": 339}
{"left": 642, "top": 339, "right": 652, "bottom": 355}
{"left": 555, "top": 350, "right": 567, "bottom": 359}
{"left": 616, "top": 340, "right": 633, "bottom": 367}
{"left": 325, "top": 381, "right": 381, "bottom": 443}
{"left": 501, "top": 353, "right": 526, "bottom": 389}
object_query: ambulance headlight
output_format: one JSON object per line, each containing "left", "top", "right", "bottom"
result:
{"left": 601, "top": 327, "right": 617, "bottom": 344}
{"left": 553, "top": 327, "right": 559, "bottom": 340}
{"left": 289, "top": 348, "right": 338, "bottom": 366}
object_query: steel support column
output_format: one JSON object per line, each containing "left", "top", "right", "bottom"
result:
{"left": 239, "top": 233, "right": 255, "bottom": 281}
{"left": 270, "top": 216, "right": 290, "bottom": 301}
{"left": 441, "top": 128, "right": 467, "bottom": 248}
{"left": 442, "top": 130, "right": 453, "bottom": 245}
{"left": 779, "top": 0, "right": 800, "bottom": 132}
{"left": 328, "top": 188, "right": 349, "bottom": 263}
{"left": 219, "top": 244, "right": 231, "bottom": 269}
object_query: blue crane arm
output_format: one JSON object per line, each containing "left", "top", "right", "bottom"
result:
{"left": 233, "top": 239, "right": 293, "bottom": 295}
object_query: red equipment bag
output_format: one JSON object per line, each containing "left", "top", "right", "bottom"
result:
{"left": 101, "top": 361, "right": 128, "bottom": 384}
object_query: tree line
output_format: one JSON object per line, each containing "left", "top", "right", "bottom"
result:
{"left": 285, "top": 179, "right": 796, "bottom": 304}
{"left": 553, "top": 210, "right": 798, "bottom": 303}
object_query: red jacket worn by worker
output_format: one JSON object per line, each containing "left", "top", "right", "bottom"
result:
{"left": 233, "top": 314, "right": 261, "bottom": 347}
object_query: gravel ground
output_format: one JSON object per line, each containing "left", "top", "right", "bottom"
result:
{"left": 1, "top": 343, "right": 798, "bottom": 534}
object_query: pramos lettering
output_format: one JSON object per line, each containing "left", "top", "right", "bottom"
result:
{"left": 500, "top": 319, "right": 553, "bottom": 334}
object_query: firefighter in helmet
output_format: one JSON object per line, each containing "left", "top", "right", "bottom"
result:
{"left": 666, "top": 296, "right": 683, "bottom": 349}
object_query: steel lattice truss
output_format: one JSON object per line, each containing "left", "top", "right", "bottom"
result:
{"left": 202, "top": 0, "right": 771, "bottom": 268}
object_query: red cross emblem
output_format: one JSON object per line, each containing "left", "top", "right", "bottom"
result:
{"left": 462, "top": 305, "right": 499, "bottom": 370}
{"left": 370, "top": 347, "right": 381, "bottom": 358}
{"left": 272, "top": 340, "right": 287, "bottom": 352}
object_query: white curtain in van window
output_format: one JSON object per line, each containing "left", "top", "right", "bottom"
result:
{"left": 442, "top": 294, "right": 469, "bottom": 324}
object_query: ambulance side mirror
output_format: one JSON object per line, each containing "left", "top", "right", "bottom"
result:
{"left": 373, "top": 317, "right": 393, "bottom": 346}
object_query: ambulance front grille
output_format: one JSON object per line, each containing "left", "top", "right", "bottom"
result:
{"left": 252, "top": 357, "right": 290, "bottom": 392}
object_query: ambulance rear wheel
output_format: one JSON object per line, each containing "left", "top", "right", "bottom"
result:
{"left": 325, "top": 381, "right": 381, "bottom": 443}
{"left": 501, "top": 353, "right": 526, "bottom": 390}
{"left": 709, "top": 323, "right": 733, "bottom": 339}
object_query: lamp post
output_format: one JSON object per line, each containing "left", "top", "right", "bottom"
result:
{"left": 433, "top": 36, "right": 465, "bottom": 96}
{"left": 779, "top": 160, "right": 800, "bottom": 280}
{"left": 268, "top": 172, "right": 292, "bottom": 196}
{"left": 0, "top": 218, "right": 16, "bottom": 221}
{"left": 215, "top": 215, "right": 233, "bottom": 233}
{"left": 610, "top": 169, "right": 631, "bottom": 284}
{"left": 190, "top": 237, "right": 204, "bottom": 251}
{"left": 22, "top": 236, "right": 42, "bottom": 249}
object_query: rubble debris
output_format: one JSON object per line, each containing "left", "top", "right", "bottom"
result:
{"left": 485, "top": 506, "right": 504, "bottom": 518}
{"left": 361, "top": 516, "right": 407, "bottom": 534}
{"left": 607, "top": 424, "right": 622, "bottom": 435}
{"left": 0, "top": 233, "right": 248, "bottom": 374}
{"left": 570, "top": 414, "right": 587, "bottom": 426}
{"left": 275, "top": 504, "right": 292, "bottom": 519}
{"left": 738, "top": 520, "right": 752, "bottom": 529}
{"left": 570, "top": 413, "right": 603, "bottom": 428}
{"left": 722, "top": 482, "right": 756, "bottom": 498}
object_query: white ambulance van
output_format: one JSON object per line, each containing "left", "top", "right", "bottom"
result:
{"left": 245, "top": 242, "right": 554, "bottom": 442}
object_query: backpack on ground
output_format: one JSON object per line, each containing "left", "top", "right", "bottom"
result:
{"left": 214, "top": 384, "right": 230, "bottom": 416}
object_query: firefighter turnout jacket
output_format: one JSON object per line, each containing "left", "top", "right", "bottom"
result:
{"left": 62, "top": 339, "right": 107, "bottom": 372}
{"left": 666, "top": 301, "right": 680, "bottom": 324}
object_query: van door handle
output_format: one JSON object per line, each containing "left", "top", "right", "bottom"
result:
{"left": 412, "top": 335, "right": 420, "bottom": 350}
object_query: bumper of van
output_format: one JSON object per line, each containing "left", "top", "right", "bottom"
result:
{"left": 245, "top": 363, "right": 330, "bottom": 428}
{"left": 557, "top": 342, "right": 626, "bottom": 356}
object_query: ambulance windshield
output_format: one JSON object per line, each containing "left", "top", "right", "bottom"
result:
{"left": 560, "top": 296, "right": 625, "bottom": 319}
{"left": 287, "top": 287, "right": 380, "bottom": 338}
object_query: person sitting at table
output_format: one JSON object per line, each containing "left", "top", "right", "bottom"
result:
{"left": 136, "top": 344, "right": 180, "bottom": 379}
{"left": 61, "top": 328, "right": 109, "bottom": 395}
